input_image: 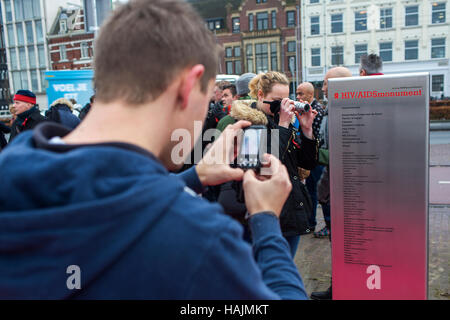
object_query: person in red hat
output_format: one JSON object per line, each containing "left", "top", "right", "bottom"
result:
{"left": 9, "top": 90, "right": 47, "bottom": 142}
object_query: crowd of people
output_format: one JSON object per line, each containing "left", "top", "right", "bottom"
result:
{"left": 0, "top": 91, "right": 95, "bottom": 151}
{"left": 0, "top": 0, "right": 384, "bottom": 300}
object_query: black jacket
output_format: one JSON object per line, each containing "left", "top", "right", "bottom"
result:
{"left": 0, "top": 122, "right": 11, "bottom": 150}
{"left": 268, "top": 115, "right": 318, "bottom": 236}
{"left": 216, "top": 101, "right": 318, "bottom": 236}
{"left": 9, "top": 107, "right": 47, "bottom": 142}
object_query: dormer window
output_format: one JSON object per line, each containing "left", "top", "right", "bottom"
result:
{"left": 59, "top": 13, "right": 68, "bottom": 34}
{"left": 60, "top": 19, "right": 67, "bottom": 33}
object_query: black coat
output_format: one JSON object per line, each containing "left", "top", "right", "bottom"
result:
{"left": 216, "top": 101, "right": 318, "bottom": 236}
{"left": 266, "top": 115, "right": 318, "bottom": 236}
{"left": 0, "top": 122, "right": 11, "bottom": 150}
{"left": 9, "top": 107, "right": 47, "bottom": 142}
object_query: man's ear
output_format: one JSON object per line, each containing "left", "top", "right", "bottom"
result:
{"left": 177, "top": 64, "right": 205, "bottom": 110}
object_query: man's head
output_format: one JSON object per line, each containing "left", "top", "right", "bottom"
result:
{"left": 94, "top": 0, "right": 219, "bottom": 106}
{"left": 92, "top": 0, "right": 220, "bottom": 170}
{"left": 296, "top": 82, "right": 315, "bottom": 104}
{"left": 322, "top": 67, "right": 352, "bottom": 99}
{"left": 13, "top": 90, "right": 36, "bottom": 115}
{"left": 213, "top": 81, "right": 230, "bottom": 104}
{"left": 221, "top": 84, "right": 237, "bottom": 106}
{"left": 236, "top": 73, "right": 256, "bottom": 98}
{"left": 359, "top": 54, "right": 383, "bottom": 76}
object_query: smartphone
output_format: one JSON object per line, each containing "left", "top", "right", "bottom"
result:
{"left": 236, "top": 125, "right": 266, "bottom": 171}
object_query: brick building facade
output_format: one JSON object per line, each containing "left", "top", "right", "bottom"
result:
{"left": 48, "top": 7, "right": 94, "bottom": 71}
{"left": 190, "top": 0, "right": 302, "bottom": 96}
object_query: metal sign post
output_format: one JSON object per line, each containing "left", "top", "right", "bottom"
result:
{"left": 328, "top": 73, "right": 429, "bottom": 300}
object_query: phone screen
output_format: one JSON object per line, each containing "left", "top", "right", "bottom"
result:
{"left": 241, "top": 128, "right": 261, "bottom": 156}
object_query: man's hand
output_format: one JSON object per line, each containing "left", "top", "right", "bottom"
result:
{"left": 196, "top": 120, "right": 251, "bottom": 186}
{"left": 242, "top": 154, "right": 292, "bottom": 217}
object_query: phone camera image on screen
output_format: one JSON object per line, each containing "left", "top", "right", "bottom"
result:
{"left": 237, "top": 125, "right": 266, "bottom": 171}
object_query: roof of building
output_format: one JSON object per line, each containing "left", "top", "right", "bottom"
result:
{"left": 48, "top": 6, "right": 84, "bottom": 36}
{"left": 187, "top": 0, "right": 242, "bottom": 19}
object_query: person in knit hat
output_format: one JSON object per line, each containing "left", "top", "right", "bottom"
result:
{"left": 235, "top": 72, "right": 256, "bottom": 100}
{"left": 9, "top": 89, "right": 47, "bottom": 142}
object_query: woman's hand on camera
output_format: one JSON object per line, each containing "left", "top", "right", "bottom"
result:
{"left": 295, "top": 102, "right": 317, "bottom": 140}
{"left": 278, "top": 98, "right": 295, "bottom": 128}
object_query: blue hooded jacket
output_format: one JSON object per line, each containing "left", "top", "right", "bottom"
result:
{"left": 0, "top": 123, "right": 307, "bottom": 299}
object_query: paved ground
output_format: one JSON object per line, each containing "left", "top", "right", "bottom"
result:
{"left": 294, "top": 142, "right": 450, "bottom": 300}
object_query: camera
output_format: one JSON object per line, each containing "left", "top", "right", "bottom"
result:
{"left": 235, "top": 125, "right": 267, "bottom": 172}
{"left": 263, "top": 100, "right": 310, "bottom": 114}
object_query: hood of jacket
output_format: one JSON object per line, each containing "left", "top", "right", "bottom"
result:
{"left": 0, "top": 124, "right": 189, "bottom": 298}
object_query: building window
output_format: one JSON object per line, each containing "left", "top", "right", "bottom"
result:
{"left": 246, "top": 44, "right": 254, "bottom": 73}
{"left": 19, "top": 47, "right": 27, "bottom": 69}
{"left": 379, "top": 42, "right": 392, "bottom": 62}
{"left": 32, "top": 0, "right": 41, "bottom": 18}
{"left": 25, "top": 21, "right": 34, "bottom": 44}
{"left": 16, "top": 23, "right": 25, "bottom": 46}
{"left": 257, "top": 12, "right": 269, "bottom": 30}
{"left": 255, "top": 43, "right": 268, "bottom": 73}
{"left": 256, "top": 0, "right": 267, "bottom": 3}
{"left": 60, "top": 45, "right": 67, "bottom": 61}
{"left": 432, "top": 3, "right": 446, "bottom": 24}
{"left": 310, "top": 0, "right": 319, "bottom": 3}
{"left": 20, "top": 70, "right": 28, "bottom": 89}
{"left": 60, "top": 20, "right": 68, "bottom": 34}
{"left": 354, "top": 44, "right": 367, "bottom": 64}
{"left": 4, "top": 0, "right": 13, "bottom": 22}
{"left": 311, "top": 48, "right": 320, "bottom": 66}
{"left": 35, "top": 20, "right": 44, "bottom": 43}
{"left": 81, "top": 42, "right": 89, "bottom": 59}
{"left": 30, "top": 70, "right": 38, "bottom": 92}
{"left": 249, "top": 13, "right": 254, "bottom": 31}
{"left": 12, "top": 72, "right": 21, "bottom": 91}
{"left": 232, "top": 17, "right": 240, "bottom": 33}
{"left": 226, "top": 61, "right": 233, "bottom": 75}
{"left": 15, "top": 0, "right": 24, "bottom": 21}
{"left": 234, "top": 46, "right": 241, "bottom": 57}
{"left": 331, "top": 46, "right": 344, "bottom": 65}
{"left": 311, "top": 16, "right": 320, "bottom": 35}
{"left": 9, "top": 48, "right": 17, "bottom": 69}
{"left": 405, "top": 6, "right": 419, "bottom": 26}
{"left": 432, "top": 75, "right": 444, "bottom": 92}
{"left": 331, "top": 14, "right": 343, "bottom": 33}
{"left": 287, "top": 41, "right": 296, "bottom": 52}
{"left": 355, "top": 10, "right": 367, "bottom": 31}
{"left": 28, "top": 45, "right": 36, "bottom": 68}
{"left": 37, "top": 44, "right": 45, "bottom": 67}
{"left": 7, "top": 24, "right": 15, "bottom": 46}
{"left": 380, "top": 8, "right": 393, "bottom": 29}
{"left": 225, "top": 47, "right": 233, "bottom": 58}
{"left": 271, "top": 11, "right": 277, "bottom": 29}
{"left": 431, "top": 38, "right": 446, "bottom": 59}
{"left": 288, "top": 56, "right": 296, "bottom": 74}
{"left": 287, "top": 11, "right": 295, "bottom": 27}
{"left": 405, "top": 40, "right": 418, "bottom": 60}
{"left": 271, "top": 42, "right": 278, "bottom": 71}
{"left": 235, "top": 60, "right": 242, "bottom": 75}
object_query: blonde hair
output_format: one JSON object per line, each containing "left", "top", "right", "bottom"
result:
{"left": 248, "top": 71, "right": 289, "bottom": 99}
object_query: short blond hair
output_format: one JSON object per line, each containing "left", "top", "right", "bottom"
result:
{"left": 249, "top": 71, "right": 289, "bottom": 99}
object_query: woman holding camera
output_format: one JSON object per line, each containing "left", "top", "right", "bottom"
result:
{"left": 216, "top": 71, "right": 318, "bottom": 257}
